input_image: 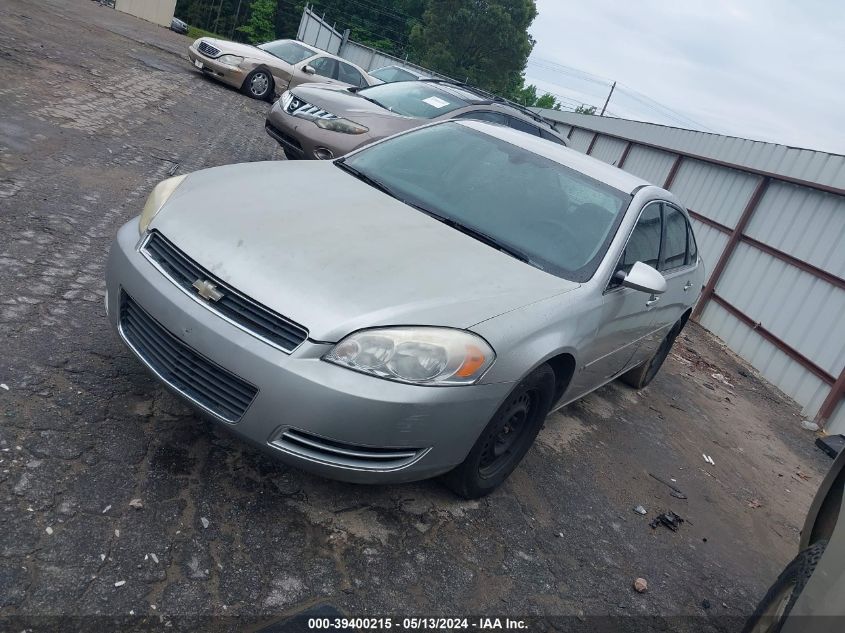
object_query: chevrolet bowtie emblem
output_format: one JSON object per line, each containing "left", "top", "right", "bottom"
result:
{"left": 192, "top": 279, "right": 224, "bottom": 302}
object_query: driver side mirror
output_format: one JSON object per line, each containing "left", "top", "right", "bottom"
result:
{"left": 615, "top": 261, "right": 667, "bottom": 295}
{"left": 303, "top": 64, "right": 316, "bottom": 75}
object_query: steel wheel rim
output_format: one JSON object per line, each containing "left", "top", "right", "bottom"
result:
{"left": 250, "top": 73, "right": 269, "bottom": 95}
{"left": 478, "top": 391, "right": 535, "bottom": 479}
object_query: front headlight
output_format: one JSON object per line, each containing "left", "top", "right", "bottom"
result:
{"left": 323, "top": 327, "right": 495, "bottom": 385}
{"left": 138, "top": 175, "right": 187, "bottom": 234}
{"left": 217, "top": 54, "right": 244, "bottom": 66}
{"left": 315, "top": 117, "right": 368, "bottom": 134}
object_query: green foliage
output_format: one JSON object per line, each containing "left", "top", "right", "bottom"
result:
{"left": 186, "top": 25, "right": 226, "bottom": 40}
{"left": 575, "top": 104, "right": 597, "bottom": 115}
{"left": 237, "top": 0, "right": 278, "bottom": 43}
{"left": 511, "top": 83, "right": 560, "bottom": 110}
{"left": 409, "top": 0, "right": 538, "bottom": 94}
{"left": 534, "top": 93, "right": 560, "bottom": 110}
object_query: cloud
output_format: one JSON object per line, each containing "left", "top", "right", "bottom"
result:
{"left": 527, "top": 0, "right": 845, "bottom": 154}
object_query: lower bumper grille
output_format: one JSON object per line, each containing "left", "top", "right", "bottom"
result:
{"left": 119, "top": 292, "right": 257, "bottom": 423}
{"left": 265, "top": 122, "right": 304, "bottom": 153}
{"left": 271, "top": 428, "right": 426, "bottom": 471}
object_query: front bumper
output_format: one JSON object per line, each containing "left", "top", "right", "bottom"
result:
{"left": 106, "top": 220, "right": 512, "bottom": 483}
{"left": 265, "top": 99, "right": 373, "bottom": 160}
{"left": 187, "top": 44, "right": 247, "bottom": 90}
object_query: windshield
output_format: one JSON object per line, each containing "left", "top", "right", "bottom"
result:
{"left": 341, "top": 123, "right": 631, "bottom": 281}
{"left": 356, "top": 82, "right": 471, "bottom": 118}
{"left": 258, "top": 40, "right": 314, "bottom": 64}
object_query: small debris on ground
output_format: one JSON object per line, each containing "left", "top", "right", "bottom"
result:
{"left": 795, "top": 471, "right": 811, "bottom": 481}
{"left": 800, "top": 419, "right": 820, "bottom": 432}
{"left": 633, "top": 505, "right": 647, "bottom": 515}
{"left": 114, "top": 529, "right": 120, "bottom": 538}
{"left": 45, "top": 526, "right": 53, "bottom": 535}
{"left": 702, "top": 599, "right": 711, "bottom": 609}
{"left": 150, "top": 553, "right": 159, "bottom": 564}
{"left": 129, "top": 498, "right": 143, "bottom": 509}
{"left": 650, "top": 511, "right": 685, "bottom": 531}
{"left": 114, "top": 580, "right": 126, "bottom": 587}
{"left": 702, "top": 454, "right": 715, "bottom": 465}
{"left": 633, "top": 578, "right": 648, "bottom": 593}
{"left": 748, "top": 499, "right": 763, "bottom": 509}
{"left": 648, "top": 472, "right": 688, "bottom": 500}
{"left": 102, "top": 505, "right": 111, "bottom": 514}
{"left": 200, "top": 517, "right": 210, "bottom": 529}
{"left": 0, "top": 383, "right": 8, "bottom": 390}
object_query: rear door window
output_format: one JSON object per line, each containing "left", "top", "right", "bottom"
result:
{"left": 338, "top": 61, "right": 365, "bottom": 87}
{"left": 309, "top": 57, "right": 337, "bottom": 80}
{"left": 661, "top": 205, "right": 689, "bottom": 271}
{"left": 687, "top": 220, "right": 698, "bottom": 265}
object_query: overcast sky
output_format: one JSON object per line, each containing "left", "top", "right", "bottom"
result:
{"left": 526, "top": 0, "right": 845, "bottom": 154}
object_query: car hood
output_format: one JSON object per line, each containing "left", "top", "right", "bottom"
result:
{"left": 290, "top": 84, "right": 417, "bottom": 124}
{"left": 150, "top": 161, "right": 577, "bottom": 342}
{"left": 201, "top": 39, "right": 288, "bottom": 66}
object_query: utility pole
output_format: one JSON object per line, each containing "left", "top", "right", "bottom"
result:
{"left": 600, "top": 81, "right": 616, "bottom": 116}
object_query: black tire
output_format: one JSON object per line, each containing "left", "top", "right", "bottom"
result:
{"left": 242, "top": 68, "right": 274, "bottom": 101}
{"left": 741, "top": 540, "right": 828, "bottom": 633}
{"left": 442, "top": 364, "right": 555, "bottom": 499}
{"left": 621, "top": 319, "right": 683, "bottom": 389}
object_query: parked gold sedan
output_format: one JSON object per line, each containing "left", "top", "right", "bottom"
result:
{"left": 187, "top": 38, "right": 377, "bottom": 101}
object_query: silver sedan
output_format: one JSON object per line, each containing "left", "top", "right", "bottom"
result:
{"left": 106, "top": 120, "right": 704, "bottom": 498}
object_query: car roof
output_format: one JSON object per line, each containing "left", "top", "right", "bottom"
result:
{"left": 453, "top": 120, "right": 648, "bottom": 194}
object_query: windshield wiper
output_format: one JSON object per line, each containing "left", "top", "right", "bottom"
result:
{"left": 335, "top": 160, "right": 402, "bottom": 199}
{"left": 357, "top": 94, "right": 391, "bottom": 111}
{"left": 414, "top": 209, "right": 533, "bottom": 264}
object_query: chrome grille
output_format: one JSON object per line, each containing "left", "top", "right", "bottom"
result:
{"left": 142, "top": 231, "right": 308, "bottom": 353}
{"left": 119, "top": 292, "right": 257, "bottom": 423}
{"left": 271, "top": 428, "right": 427, "bottom": 471}
{"left": 282, "top": 92, "right": 336, "bottom": 120}
{"left": 197, "top": 41, "right": 221, "bottom": 57}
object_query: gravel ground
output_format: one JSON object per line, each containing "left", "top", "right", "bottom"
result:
{"left": 0, "top": 1, "right": 833, "bottom": 631}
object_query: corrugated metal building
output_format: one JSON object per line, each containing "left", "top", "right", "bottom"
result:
{"left": 535, "top": 109, "right": 845, "bottom": 435}
{"left": 115, "top": 0, "right": 176, "bottom": 28}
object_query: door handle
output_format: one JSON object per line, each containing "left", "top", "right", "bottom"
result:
{"left": 683, "top": 281, "right": 693, "bottom": 291}
{"left": 646, "top": 295, "right": 660, "bottom": 307}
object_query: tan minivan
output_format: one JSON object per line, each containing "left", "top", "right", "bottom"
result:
{"left": 188, "top": 38, "right": 377, "bottom": 101}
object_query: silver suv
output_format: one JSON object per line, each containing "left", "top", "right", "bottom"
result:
{"left": 107, "top": 120, "right": 703, "bottom": 498}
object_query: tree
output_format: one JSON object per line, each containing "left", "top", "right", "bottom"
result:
{"left": 575, "top": 104, "right": 597, "bottom": 115}
{"left": 534, "top": 93, "right": 560, "bottom": 110}
{"left": 237, "top": 0, "right": 278, "bottom": 43}
{"left": 409, "top": 0, "right": 538, "bottom": 94}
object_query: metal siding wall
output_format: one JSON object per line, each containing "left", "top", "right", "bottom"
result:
{"left": 745, "top": 182, "right": 845, "bottom": 278}
{"left": 298, "top": 9, "right": 342, "bottom": 54}
{"left": 557, "top": 118, "right": 845, "bottom": 429}
{"left": 621, "top": 145, "right": 677, "bottom": 185}
{"left": 589, "top": 136, "right": 627, "bottom": 165}
{"left": 830, "top": 400, "right": 845, "bottom": 434}
{"left": 699, "top": 301, "right": 834, "bottom": 420}
{"left": 689, "top": 221, "right": 728, "bottom": 283}
{"left": 715, "top": 242, "right": 845, "bottom": 379}
{"left": 534, "top": 109, "right": 845, "bottom": 191}
{"left": 669, "top": 160, "right": 760, "bottom": 229}
{"left": 567, "top": 128, "right": 595, "bottom": 153}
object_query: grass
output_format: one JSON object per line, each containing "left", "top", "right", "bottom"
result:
{"left": 186, "top": 25, "right": 227, "bottom": 41}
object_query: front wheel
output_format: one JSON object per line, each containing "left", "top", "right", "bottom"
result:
{"left": 242, "top": 69, "right": 274, "bottom": 101}
{"left": 442, "top": 364, "right": 555, "bottom": 499}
